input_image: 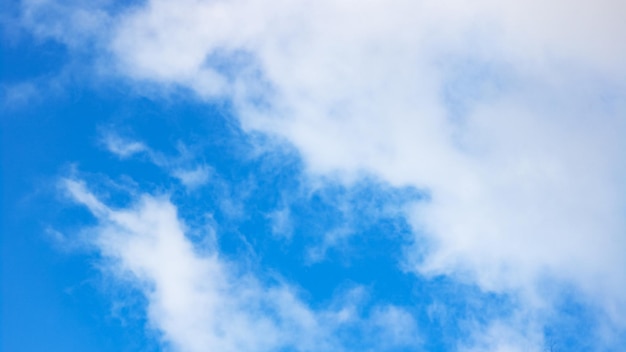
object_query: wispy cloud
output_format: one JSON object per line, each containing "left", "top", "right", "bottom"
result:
{"left": 61, "top": 177, "right": 421, "bottom": 351}
{"left": 171, "top": 165, "right": 212, "bottom": 190}
{"left": 1, "top": 82, "right": 39, "bottom": 109}
{"left": 101, "top": 131, "right": 213, "bottom": 190}
{"left": 460, "top": 317, "right": 543, "bottom": 352}
{"left": 267, "top": 206, "right": 292, "bottom": 239}
{"left": 102, "top": 133, "right": 148, "bottom": 159}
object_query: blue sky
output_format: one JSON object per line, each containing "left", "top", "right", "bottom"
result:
{"left": 2, "top": 0, "right": 626, "bottom": 351}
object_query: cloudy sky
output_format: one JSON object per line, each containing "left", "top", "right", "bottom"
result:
{"left": 2, "top": 0, "right": 626, "bottom": 351}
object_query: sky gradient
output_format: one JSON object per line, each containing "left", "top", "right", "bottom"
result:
{"left": 2, "top": 0, "right": 626, "bottom": 351}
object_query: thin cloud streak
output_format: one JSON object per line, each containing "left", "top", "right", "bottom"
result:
{"left": 102, "top": 132, "right": 213, "bottom": 189}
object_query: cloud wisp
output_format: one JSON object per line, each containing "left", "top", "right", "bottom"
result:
{"left": 102, "top": 132, "right": 213, "bottom": 190}
{"left": 62, "top": 178, "right": 421, "bottom": 352}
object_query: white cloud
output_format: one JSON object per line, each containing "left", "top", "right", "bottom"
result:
{"left": 35, "top": 0, "right": 626, "bottom": 348}
{"left": 267, "top": 206, "right": 292, "bottom": 239}
{"left": 460, "top": 318, "right": 544, "bottom": 352}
{"left": 306, "top": 226, "right": 353, "bottom": 264}
{"left": 21, "top": 0, "right": 111, "bottom": 49}
{"left": 63, "top": 179, "right": 314, "bottom": 351}
{"left": 102, "top": 133, "right": 148, "bottom": 159}
{"left": 105, "top": 0, "right": 626, "bottom": 308}
{"left": 172, "top": 165, "right": 212, "bottom": 189}
{"left": 368, "top": 305, "right": 421, "bottom": 349}
{"left": 101, "top": 132, "right": 213, "bottom": 189}
{"left": 62, "top": 178, "right": 420, "bottom": 351}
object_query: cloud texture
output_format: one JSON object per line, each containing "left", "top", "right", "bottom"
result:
{"left": 107, "top": 0, "right": 626, "bottom": 311}
{"left": 24, "top": 0, "right": 626, "bottom": 350}
{"left": 63, "top": 178, "right": 421, "bottom": 351}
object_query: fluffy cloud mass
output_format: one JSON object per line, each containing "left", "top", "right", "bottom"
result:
{"left": 25, "top": 0, "right": 626, "bottom": 350}
{"left": 109, "top": 0, "right": 626, "bottom": 311}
